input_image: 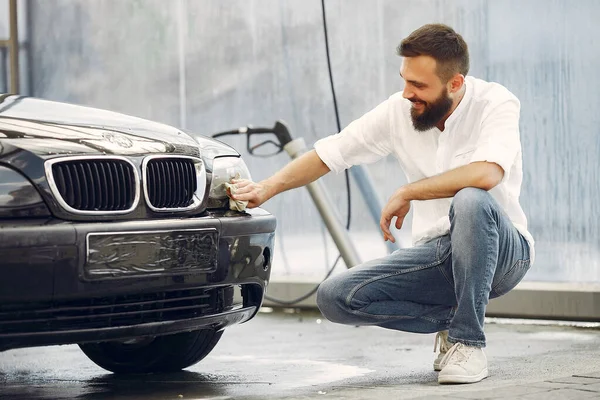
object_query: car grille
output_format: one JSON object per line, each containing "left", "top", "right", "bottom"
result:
{"left": 145, "top": 157, "right": 198, "bottom": 209}
{"left": 50, "top": 158, "right": 137, "bottom": 213}
{"left": 0, "top": 287, "right": 233, "bottom": 335}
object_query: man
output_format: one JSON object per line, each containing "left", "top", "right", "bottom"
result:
{"left": 230, "top": 24, "right": 534, "bottom": 384}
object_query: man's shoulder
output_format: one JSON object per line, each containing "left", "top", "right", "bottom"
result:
{"left": 467, "top": 76, "right": 520, "bottom": 109}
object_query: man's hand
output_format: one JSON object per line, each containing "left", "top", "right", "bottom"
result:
{"left": 380, "top": 188, "right": 411, "bottom": 243}
{"left": 229, "top": 179, "right": 273, "bottom": 209}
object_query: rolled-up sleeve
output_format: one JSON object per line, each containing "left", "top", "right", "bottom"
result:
{"left": 314, "top": 98, "right": 393, "bottom": 174}
{"left": 470, "top": 97, "right": 521, "bottom": 182}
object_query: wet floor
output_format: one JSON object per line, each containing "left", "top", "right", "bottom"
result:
{"left": 1, "top": 309, "right": 599, "bottom": 399}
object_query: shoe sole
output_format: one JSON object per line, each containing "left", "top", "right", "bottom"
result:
{"left": 438, "top": 368, "right": 488, "bottom": 384}
{"left": 434, "top": 363, "right": 441, "bottom": 372}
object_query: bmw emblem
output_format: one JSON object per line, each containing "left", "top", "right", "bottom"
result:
{"left": 103, "top": 132, "right": 133, "bottom": 148}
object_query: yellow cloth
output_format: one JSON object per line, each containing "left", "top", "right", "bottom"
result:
{"left": 224, "top": 182, "right": 248, "bottom": 211}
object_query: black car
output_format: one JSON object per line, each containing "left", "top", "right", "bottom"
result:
{"left": 0, "top": 94, "right": 276, "bottom": 373}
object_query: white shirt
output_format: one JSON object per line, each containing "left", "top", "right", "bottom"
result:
{"left": 314, "top": 76, "right": 535, "bottom": 264}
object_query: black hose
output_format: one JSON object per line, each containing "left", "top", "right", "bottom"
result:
{"left": 320, "top": 0, "right": 351, "bottom": 230}
{"left": 264, "top": 0, "right": 353, "bottom": 306}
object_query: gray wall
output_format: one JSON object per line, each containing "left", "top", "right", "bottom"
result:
{"left": 25, "top": 0, "right": 600, "bottom": 282}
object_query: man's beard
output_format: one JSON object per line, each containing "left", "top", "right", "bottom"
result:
{"left": 410, "top": 88, "right": 453, "bottom": 132}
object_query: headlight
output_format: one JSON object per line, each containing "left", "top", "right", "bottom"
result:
{"left": 0, "top": 166, "right": 50, "bottom": 217}
{"left": 207, "top": 156, "right": 251, "bottom": 208}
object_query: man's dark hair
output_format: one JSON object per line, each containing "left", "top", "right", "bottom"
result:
{"left": 397, "top": 24, "right": 469, "bottom": 82}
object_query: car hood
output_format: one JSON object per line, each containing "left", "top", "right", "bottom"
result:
{"left": 0, "top": 95, "right": 238, "bottom": 158}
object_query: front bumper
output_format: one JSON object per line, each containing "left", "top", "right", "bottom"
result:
{"left": 0, "top": 208, "right": 276, "bottom": 351}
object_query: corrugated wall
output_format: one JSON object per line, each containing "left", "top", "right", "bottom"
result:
{"left": 25, "top": 0, "right": 600, "bottom": 282}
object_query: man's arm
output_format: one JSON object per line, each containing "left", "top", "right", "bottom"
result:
{"left": 231, "top": 150, "right": 330, "bottom": 208}
{"left": 380, "top": 161, "right": 504, "bottom": 242}
{"left": 401, "top": 161, "right": 504, "bottom": 201}
{"left": 233, "top": 96, "right": 395, "bottom": 209}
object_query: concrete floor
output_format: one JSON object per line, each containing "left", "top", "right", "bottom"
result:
{"left": 1, "top": 309, "right": 599, "bottom": 400}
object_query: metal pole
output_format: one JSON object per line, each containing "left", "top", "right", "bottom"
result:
{"left": 349, "top": 165, "right": 399, "bottom": 253}
{"left": 8, "top": 0, "right": 19, "bottom": 94}
{"left": 283, "top": 138, "right": 362, "bottom": 268}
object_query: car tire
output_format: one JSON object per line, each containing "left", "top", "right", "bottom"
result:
{"left": 79, "top": 329, "right": 223, "bottom": 374}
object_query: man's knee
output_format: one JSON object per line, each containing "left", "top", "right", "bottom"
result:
{"left": 450, "top": 187, "right": 493, "bottom": 218}
{"left": 316, "top": 276, "right": 352, "bottom": 323}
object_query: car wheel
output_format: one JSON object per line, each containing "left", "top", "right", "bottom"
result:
{"left": 79, "top": 329, "right": 223, "bottom": 374}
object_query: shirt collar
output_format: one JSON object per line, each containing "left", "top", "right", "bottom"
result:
{"left": 443, "top": 78, "right": 473, "bottom": 129}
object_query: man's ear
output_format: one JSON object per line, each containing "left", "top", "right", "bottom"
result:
{"left": 449, "top": 74, "right": 465, "bottom": 94}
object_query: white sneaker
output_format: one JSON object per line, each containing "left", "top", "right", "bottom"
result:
{"left": 438, "top": 342, "right": 488, "bottom": 384}
{"left": 433, "top": 330, "right": 451, "bottom": 371}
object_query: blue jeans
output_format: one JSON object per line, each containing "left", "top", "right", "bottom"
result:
{"left": 316, "top": 188, "right": 531, "bottom": 347}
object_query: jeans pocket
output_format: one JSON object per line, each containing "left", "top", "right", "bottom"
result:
{"left": 491, "top": 259, "right": 530, "bottom": 298}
